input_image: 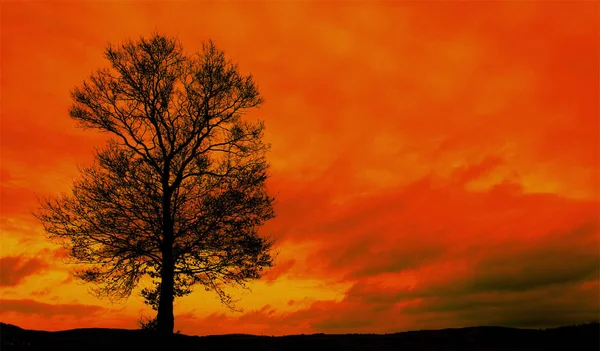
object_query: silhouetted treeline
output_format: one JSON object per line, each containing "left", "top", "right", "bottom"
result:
{"left": 1, "top": 322, "right": 598, "bottom": 351}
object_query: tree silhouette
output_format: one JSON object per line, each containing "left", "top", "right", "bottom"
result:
{"left": 34, "top": 34, "right": 275, "bottom": 336}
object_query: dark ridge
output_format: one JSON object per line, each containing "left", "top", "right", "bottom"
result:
{"left": 1, "top": 322, "right": 598, "bottom": 351}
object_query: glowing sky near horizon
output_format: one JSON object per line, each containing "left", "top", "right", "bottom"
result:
{"left": 1, "top": 1, "right": 598, "bottom": 336}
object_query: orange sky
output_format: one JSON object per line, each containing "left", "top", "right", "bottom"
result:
{"left": 1, "top": 1, "right": 599, "bottom": 336}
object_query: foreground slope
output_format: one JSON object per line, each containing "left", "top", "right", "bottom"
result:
{"left": 1, "top": 322, "right": 598, "bottom": 350}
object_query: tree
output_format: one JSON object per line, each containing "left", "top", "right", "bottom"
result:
{"left": 34, "top": 34, "right": 275, "bottom": 336}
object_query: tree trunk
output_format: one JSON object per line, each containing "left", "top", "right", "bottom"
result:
{"left": 157, "top": 246, "right": 174, "bottom": 336}
{"left": 157, "top": 183, "right": 175, "bottom": 336}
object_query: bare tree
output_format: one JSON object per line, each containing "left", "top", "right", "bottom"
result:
{"left": 35, "top": 34, "right": 275, "bottom": 336}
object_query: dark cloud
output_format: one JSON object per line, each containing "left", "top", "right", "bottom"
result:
{"left": 262, "top": 259, "right": 296, "bottom": 283}
{"left": 468, "top": 223, "right": 599, "bottom": 293}
{"left": 262, "top": 216, "right": 599, "bottom": 332}
{"left": 0, "top": 299, "right": 103, "bottom": 318}
{"left": 404, "top": 281, "right": 600, "bottom": 329}
{"left": 0, "top": 256, "right": 49, "bottom": 286}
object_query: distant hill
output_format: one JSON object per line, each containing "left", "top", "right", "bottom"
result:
{"left": 1, "top": 322, "right": 598, "bottom": 350}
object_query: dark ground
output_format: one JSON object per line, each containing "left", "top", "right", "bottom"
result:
{"left": 1, "top": 322, "right": 598, "bottom": 351}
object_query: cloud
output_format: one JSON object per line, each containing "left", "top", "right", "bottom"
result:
{"left": 0, "top": 256, "right": 49, "bottom": 286}
{"left": 0, "top": 299, "right": 103, "bottom": 318}
{"left": 267, "top": 156, "right": 598, "bottom": 279}
{"left": 262, "top": 259, "right": 296, "bottom": 284}
{"left": 178, "top": 279, "right": 598, "bottom": 335}
{"left": 0, "top": 298, "right": 135, "bottom": 332}
{"left": 304, "top": 219, "right": 598, "bottom": 331}
{"left": 246, "top": 162, "right": 599, "bottom": 333}
{"left": 402, "top": 281, "right": 600, "bottom": 329}
{"left": 467, "top": 223, "right": 599, "bottom": 293}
